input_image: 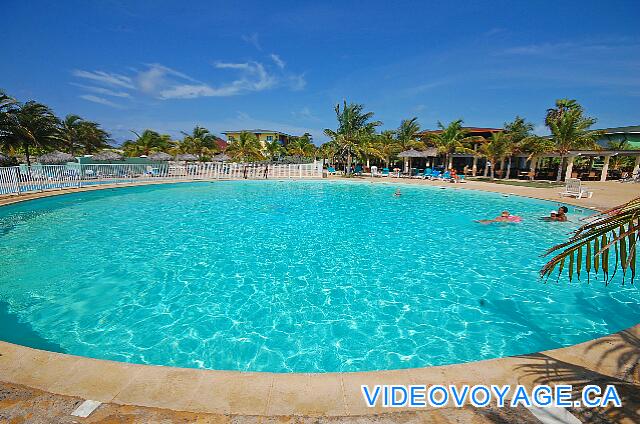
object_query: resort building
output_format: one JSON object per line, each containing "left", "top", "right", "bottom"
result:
{"left": 595, "top": 125, "right": 640, "bottom": 148}
{"left": 221, "top": 129, "right": 295, "bottom": 146}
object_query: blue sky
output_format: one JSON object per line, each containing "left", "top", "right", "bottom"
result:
{"left": 2, "top": 0, "right": 639, "bottom": 144}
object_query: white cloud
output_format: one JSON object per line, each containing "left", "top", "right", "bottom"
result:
{"left": 72, "top": 57, "right": 304, "bottom": 103}
{"left": 79, "top": 94, "right": 122, "bottom": 108}
{"left": 70, "top": 83, "right": 131, "bottom": 98}
{"left": 270, "top": 54, "right": 285, "bottom": 69}
{"left": 72, "top": 70, "right": 134, "bottom": 89}
{"left": 241, "top": 33, "right": 261, "bottom": 50}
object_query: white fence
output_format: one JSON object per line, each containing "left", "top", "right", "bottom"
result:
{"left": 0, "top": 161, "right": 323, "bottom": 196}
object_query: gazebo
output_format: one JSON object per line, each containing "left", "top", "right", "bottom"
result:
{"left": 92, "top": 151, "right": 124, "bottom": 162}
{"left": 563, "top": 150, "right": 640, "bottom": 181}
{"left": 212, "top": 153, "right": 231, "bottom": 162}
{"left": 397, "top": 148, "right": 438, "bottom": 173}
{"left": 148, "top": 152, "right": 173, "bottom": 161}
{"left": 174, "top": 153, "right": 198, "bottom": 162}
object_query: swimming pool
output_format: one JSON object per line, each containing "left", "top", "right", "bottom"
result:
{"left": 0, "top": 181, "right": 637, "bottom": 372}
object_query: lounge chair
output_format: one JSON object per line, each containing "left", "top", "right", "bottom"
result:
{"left": 559, "top": 178, "right": 593, "bottom": 199}
{"left": 381, "top": 168, "right": 390, "bottom": 177}
{"left": 354, "top": 165, "right": 363, "bottom": 176}
{"left": 327, "top": 166, "right": 337, "bottom": 175}
{"left": 429, "top": 170, "right": 442, "bottom": 180}
{"left": 421, "top": 168, "right": 432, "bottom": 179}
{"left": 370, "top": 166, "right": 380, "bottom": 177}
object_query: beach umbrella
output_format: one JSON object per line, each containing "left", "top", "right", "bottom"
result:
{"left": 92, "top": 151, "right": 124, "bottom": 161}
{"left": 174, "top": 153, "right": 199, "bottom": 162}
{"left": 37, "top": 151, "right": 76, "bottom": 165}
{"left": 212, "top": 153, "right": 231, "bottom": 162}
{"left": 148, "top": 152, "right": 173, "bottom": 161}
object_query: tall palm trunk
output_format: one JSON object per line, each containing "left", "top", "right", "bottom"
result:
{"left": 505, "top": 156, "right": 512, "bottom": 179}
{"left": 23, "top": 141, "right": 31, "bottom": 166}
{"left": 483, "top": 161, "right": 489, "bottom": 177}
{"left": 490, "top": 160, "right": 495, "bottom": 180}
{"left": 556, "top": 156, "right": 564, "bottom": 182}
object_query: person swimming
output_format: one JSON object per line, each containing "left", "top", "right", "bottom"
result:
{"left": 540, "top": 206, "right": 569, "bottom": 222}
{"left": 475, "top": 210, "right": 522, "bottom": 224}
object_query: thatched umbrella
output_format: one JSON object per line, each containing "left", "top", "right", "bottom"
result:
{"left": 212, "top": 153, "right": 231, "bottom": 162}
{"left": 174, "top": 153, "right": 198, "bottom": 162}
{"left": 148, "top": 152, "right": 173, "bottom": 161}
{"left": 37, "top": 151, "right": 76, "bottom": 165}
{"left": 92, "top": 151, "right": 124, "bottom": 161}
{"left": 398, "top": 149, "right": 427, "bottom": 174}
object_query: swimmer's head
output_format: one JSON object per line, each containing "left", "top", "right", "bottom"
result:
{"left": 501, "top": 210, "right": 510, "bottom": 217}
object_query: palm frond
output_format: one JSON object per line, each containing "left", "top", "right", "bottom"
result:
{"left": 541, "top": 197, "right": 640, "bottom": 284}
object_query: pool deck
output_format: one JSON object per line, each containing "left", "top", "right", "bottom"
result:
{"left": 0, "top": 177, "right": 639, "bottom": 422}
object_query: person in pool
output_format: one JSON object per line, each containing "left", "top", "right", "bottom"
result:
{"left": 540, "top": 206, "right": 569, "bottom": 222}
{"left": 476, "top": 210, "right": 522, "bottom": 224}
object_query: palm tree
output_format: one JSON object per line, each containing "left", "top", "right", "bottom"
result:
{"left": 323, "top": 101, "right": 382, "bottom": 172}
{"left": 545, "top": 99, "right": 600, "bottom": 181}
{"left": 518, "top": 136, "right": 556, "bottom": 180}
{"left": 542, "top": 197, "right": 639, "bottom": 284}
{"left": 225, "top": 131, "right": 264, "bottom": 162}
{"left": 503, "top": 116, "right": 535, "bottom": 179}
{"left": 77, "top": 120, "right": 111, "bottom": 154}
{"left": 179, "top": 126, "right": 220, "bottom": 161}
{"left": 264, "top": 139, "right": 284, "bottom": 160}
{"left": 0, "top": 100, "right": 61, "bottom": 166}
{"left": 58, "top": 115, "right": 110, "bottom": 155}
{"left": 427, "top": 120, "right": 482, "bottom": 170}
{"left": 59, "top": 114, "right": 84, "bottom": 155}
{"left": 479, "top": 132, "right": 510, "bottom": 179}
{"left": 122, "top": 130, "right": 173, "bottom": 157}
{"left": 396, "top": 118, "right": 424, "bottom": 151}
{"left": 374, "top": 130, "right": 398, "bottom": 167}
{"left": 286, "top": 133, "right": 316, "bottom": 158}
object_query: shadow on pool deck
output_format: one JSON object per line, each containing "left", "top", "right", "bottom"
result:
{"left": 0, "top": 301, "right": 65, "bottom": 354}
{"left": 514, "top": 327, "right": 640, "bottom": 423}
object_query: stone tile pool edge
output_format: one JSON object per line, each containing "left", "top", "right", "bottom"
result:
{"left": 0, "top": 180, "right": 637, "bottom": 417}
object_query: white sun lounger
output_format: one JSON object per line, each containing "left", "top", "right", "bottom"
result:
{"left": 559, "top": 178, "right": 593, "bottom": 199}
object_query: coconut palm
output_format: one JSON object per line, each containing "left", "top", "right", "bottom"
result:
{"left": 545, "top": 99, "right": 600, "bottom": 181}
{"left": 542, "top": 197, "right": 639, "bottom": 284}
{"left": 479, "top": 132, "right": 510, "bottom": 179}
{"left": 287, "top": 133, "right": 316, "bottom": 158}
{"left": 77, "top": 120, "right": 111, "bottom": 154}
{"left": 58, "top": 115, "right": 110, "bottom": 155}
{"left": 427, "top": 120, "right": 482, "bottom": 170}
{"left": 503, "top": 116, "right": 535, "bottom": 179}
{"left": 225, "top": 131, "right": 264, "bottom": 162}
{"left": 396, "top": 118, "right": 424, "bottom": 151}
{"left": 122, "top": 130, "right": 173, "bottom": 157}
{"left": 179, "top": 126, "right": 220, "bottom": 161}
{"left": 264, "top": 139, "right": 284, "bottom": 160}
{"left": 375, "top": 130, "right": 398, "bottom": 167}
{"left": 0, "top": 100, "right": 61, "bottom": 166}
{"left": 323, "top": 101, "right": 382, "bottom": 171}
{"left": 519, "top": 136, "right": 556, "bottom": 180}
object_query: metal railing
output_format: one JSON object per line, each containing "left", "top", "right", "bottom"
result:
{"left": 0, "top": 161, "right": 323, "bottom": 196}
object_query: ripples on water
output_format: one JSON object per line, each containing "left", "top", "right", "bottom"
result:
{"left": 0, "top": 181, "right": 637, "bottom": 372}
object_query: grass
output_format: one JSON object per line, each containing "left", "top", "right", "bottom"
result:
{"left": 471, "top": 177, "right": 564, "bottom": 188}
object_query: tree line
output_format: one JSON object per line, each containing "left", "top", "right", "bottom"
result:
{"left": 0, "top": 90, "right": 321, "bottom": 165}
{"left": 319, "top": 99, "right": 614, "bottom": 181}
{"left": 1, "top": 89, "right": 630, "bottom": 177}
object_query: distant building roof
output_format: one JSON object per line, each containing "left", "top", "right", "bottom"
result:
{"left": 215, "top": 137, "right": 228, "bottom": 150}
{"left": 417, "top": 127, "right": 503, "bottom": 136}
{"left": 597, "top": 125, "right": 640, "bottom": 134}
{"left": 221, "top": 129, "right": 294, "bottom": 137}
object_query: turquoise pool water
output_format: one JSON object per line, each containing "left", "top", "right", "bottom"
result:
{"left": 0, "top": 181, "right": 637, "bottom": 372}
